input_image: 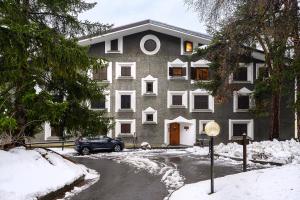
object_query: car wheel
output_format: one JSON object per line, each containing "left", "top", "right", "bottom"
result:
{"left": 114, "top": 145, "right": 121, "bottom": 152}
{"left": 82, "top": 147, "right": 90, "bottom": 155}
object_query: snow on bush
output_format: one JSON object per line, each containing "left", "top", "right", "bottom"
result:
{"left": 186, "top": 139, "right": 300, "bottom": 164}
{"left": 140, "top": 142, "right": 152, "bottom": 150}
{"left": 0, "top": 147, "right": 99, "bottom": 200}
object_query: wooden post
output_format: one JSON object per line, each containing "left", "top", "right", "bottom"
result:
{"left": 242, "top": 133, "right": 247, "bottom": 172}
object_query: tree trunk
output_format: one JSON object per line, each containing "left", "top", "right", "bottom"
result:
{"left": 270, "top": 90, "right": 281, "bottom": 139}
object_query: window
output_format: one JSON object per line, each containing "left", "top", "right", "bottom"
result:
{"left": 190, "top": 89, "right": 214, "bottom": 112}
{"left": 233, "top": 67, "right": 248, "bottom": 81}
{"left": 105, "top": 37, "right": 123, "bottom": 54}
{"left": 194, "top": 95, "right": 209, "bottom": 109}
{"left": 115, "top": 90, "right": 136, "bottom": 112}
{"left": 237, "top": 95, "right": 250, "bottom": 110}
{"left": 110, "top": 39, "right": 119, "bottom": 51}
{"left": 230, "top": 63, "right": 253, "bottom": 83}
{"left": 142, "top": 107, "right": 158, "bottom": 124}
{"left": 168, "top": 59, "right": 188, "bottom": 80}
{"left": 115, "top": 62, "right": 136, "bottom": 79}
{"left": 121, "top": 95, "right": 131, "bottom": 109}
{"left": 115, "top": 119, "right": 135, "bottom": 136}
{"left": 146, "top": 114, "right": 153, "bottom": 122}
{"left": 121, "top": 123, "right": 131, "bottom": 134}
{"left": 90, "top": 97, "right": 106, "bottom": 110}
{"left": 93, "top": 67, "right": 107, "bottom": 81}
{"left": 229, "top": 119, "right": 254, "bottom": 139}
{"left": 233, "top": 124, "right": 248, "bottom": 136}
{"left": 195, "top": 68, "right": 209, "bottom": 80}
{"left": 184, "top": 41, "right": 193, "bottom": 53}
{"left": 256, "top": 63, "right": 268, "bottom": 79}
{"left": 168, "top": 91, "right": 188, "bottom": 108}
{"left": 121, "top": 66, "right": 131, "bottom": 77}
{"left": 233, "top": 87, "right": 253, "bottom": 112}
{"left": 172, "top": 95, "right": 182, "bottom": 106}
{"left": 141, "top": 75, "right": 158, "bottom": 96}
{"left": 169, "top": 67, "right": 186, "bottom": 77}
{"left": 140, "top": 35, "right": 161, "bottom": 55}
{"left": 199, "top": 120, "right": 214, "bottom": 134}
{"left": 146, "top": 82, "right": 153, "bottom": 93}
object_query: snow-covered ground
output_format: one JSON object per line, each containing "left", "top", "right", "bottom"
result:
{"left": 186, "top": 139, "right": 300, "bottom": 164}
{"left": 170, "top": 164, "right": 300, "bottom": 200}
{"left": 0, "top": 147, "right": 99, "bottom": 200}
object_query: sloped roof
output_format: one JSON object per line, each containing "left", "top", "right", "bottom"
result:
{"left": 79, "top": 19, "right": 211, "bottom": 46}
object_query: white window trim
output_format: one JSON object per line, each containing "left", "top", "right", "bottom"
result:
{"left": 105, "top": 37, "right": 123, "bottom": 54}
{"left": 140, "top": 34, "right": 161, "bottom": 55}
{"left": 142, "top": 107, "right": 158, "bottom": 124}
{"left": 255, "top": 63, "right": 267, "bottom": 79}
{"left": 87, "top": 62, "right": 112, "bottom": 83}
{"left": 115, "top": 119, "right": 136, "bottom": 137}
{"left": 115, "top": 62, "right": 136, "bottom": 79}
{"left": 229, "top": 63, "right": 254, "bottom": 84}
{"left": 88, "top": 90, "right": 110, "bottom": 112}
{"left": 189, "top": 89, "right": 214, "bottom": 113}
{"left": 233, "top": 87, "right": 254, "bottom": 113}
{"left": 229, "top": 119, "right": 254, "bottom": 140}
{"left": 141, "top": 75, "right": 158, "bottom": 96}
{"left": 167, "top": 91, "right": 188, "bottom": 108}
{"left": 180, "top": 38, "right": 197, "bottom": 55}
{"left": 199, "top": 120, "right": 215, "bottom": 134}
{"left": 191, "top": 59, "right": 211, "bottom": 84}
{"left": 115, "top": 90, "right": 136, "bottom": 112}
{"left": 167, "top": 58, "right": 188, "bottom": 80}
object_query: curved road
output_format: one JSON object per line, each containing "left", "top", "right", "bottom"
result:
{"left": 71, "top": 157, "right": 168, "bottom": 200}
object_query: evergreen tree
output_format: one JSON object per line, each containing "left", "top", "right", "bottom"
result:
{"left": 0, "top": 0, "right": 112, "bottom": 145}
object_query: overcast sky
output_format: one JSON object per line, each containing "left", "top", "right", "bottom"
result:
{"left": 79, "top": 0, "right": 207, "bottom": 34}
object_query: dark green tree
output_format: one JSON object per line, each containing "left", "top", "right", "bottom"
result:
{"left": 0, "top": 0, "right": 112, "bottom": 146}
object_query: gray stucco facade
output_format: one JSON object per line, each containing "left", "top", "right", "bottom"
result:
{"left": 41, "top": 20, "right": 295, "bottom": 145}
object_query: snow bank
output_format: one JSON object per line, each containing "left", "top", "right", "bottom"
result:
{"left": 170, "top": 164, "right": 300, "bottom": 200}
{"left": 0, "top": 147, "right": 99, "bottom": 200}
{"left": 186, "top": 139, "right": 300, "bottom": 164}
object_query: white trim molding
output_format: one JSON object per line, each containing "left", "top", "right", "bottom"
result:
{"left": 229, "top": 119, "right": 254, "bottom": 139}
{"left": 180, "top": 38, "right": 198, "bottom": 55}
{"left": 140, "top": 34, "right": 161, "bottom": 55}
{"left": 88, "top": 90, "right": 110, "bottom": 112}
{"left": 167, "top": 58, "right": 188, "bottom": 80}
{"left": 115, "top": 90, "right": 136, "bottom": 112}
{"left": 115, "top": 119, "right": 136, "bottom": 137}
{"left": 167, "top": 90, "right": 188, "bottom": 108}
{"left": 199, "top": 120, "right": 215, "bottom": 134}
{"left": 233, "top": 87, "right": 254, "bottom": 113}
{"left": 229, "top": 63, "right": 254, "bottom": 84}
{"left": 141, "top": 75, "right": 158, "bottom": 96}
{"left": 115, "top": 62, "right": 136, "bottom": 79}
{"left": 191, "top": 59, "right": 211, "bottom": 68}
{"left": 105, "top": 37, "right": 123, "bottom": 54}
{"left": 87, "top": 62, "right": 112, "bottom": 83}
{"left": 255, "top": 63, "right": 268, "bottom": 79}
{"left": 189, "top": 89, "right": 214, "bottom": 113}
{"left": 142, "top": 107, "right": 158, "bottom": 124}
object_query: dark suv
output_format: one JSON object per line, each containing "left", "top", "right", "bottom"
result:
{"left": 75, "top": 136, "right": 124, "bottom": 155}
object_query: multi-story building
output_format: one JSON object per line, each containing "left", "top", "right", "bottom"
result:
{"left": 43, "top": 20, "right": 295, "bottom": 146}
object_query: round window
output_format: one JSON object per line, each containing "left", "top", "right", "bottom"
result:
{"left": 140, "top": 35, "right": 161, "bottom": 55}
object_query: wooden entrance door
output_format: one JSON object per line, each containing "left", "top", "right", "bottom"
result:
{"left": 169, "top": 123, "right": 180, "bottom": 145}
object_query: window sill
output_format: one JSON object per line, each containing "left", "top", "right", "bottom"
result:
{"left": 118, "top": 109, "right": 134, "bottom": 113}
{"left": 169, "top": 105, "right": 186, "bottom": 109}
{"left": 90, "top": 108, "right": 107, "bottom": 111}
{"left": 235, "top": 109, "right": 249, "bottom": 112}
{"left": 143, "top": 93, "right": 157, "bottom": 96}
{"left": 106, "top": 50, "right": 122, "bottom": 54}
{"left": 143, "top": 121, "right": 157, "bottom": 125}
{"left": 118, "top": 133, "right": 134, "bottom": 138}
{"left": 191, "top": 80, "right": 211, "bottom": 84}
{"left": 192, "top": 109, "right": 213, "bottom": 113}
{"left": 169, "top": 76, "right": 187, "bottom": 80}
{"left": 230, "top": 136, "right": 253, "bottom": 141}
{"left": 117, "top": 76, "right": 134, "bottom": 80}
{"left": 231, "top": 81, "right": 251, "bottom": 84}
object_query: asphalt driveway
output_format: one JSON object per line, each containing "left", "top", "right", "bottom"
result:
{"left": 69, "top": 150, "right": 261, "bottom": 200}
